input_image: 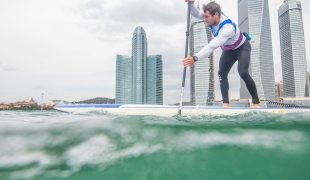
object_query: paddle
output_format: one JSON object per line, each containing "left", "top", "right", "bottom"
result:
{"left": 178, "top": 2, "right": 191, "bottom": 116}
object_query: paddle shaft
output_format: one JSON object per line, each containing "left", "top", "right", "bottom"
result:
{"left": 178, "top": 2, "right": 191, "bottom": 116}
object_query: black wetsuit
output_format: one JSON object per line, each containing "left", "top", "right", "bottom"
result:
{"left": 218, "top": 39, "right": 259, "bottom": 104}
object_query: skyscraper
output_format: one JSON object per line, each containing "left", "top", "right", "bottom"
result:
{"left": 238, "top": 0, "right": 276, "bottom": 107}
{"left": 132, "top": 27, "right": 148, "bottom": 104}
{"left": 115, "top": 55, "right": 132, "bottom": 104}
{"left": 189, "top": 15, "right": 215, "bottom": 106}
{"left": 278, "top": 0, "right": 309, "bottom": 97}
{"left": 147, "top": 55, "right": 163, "bottom": 105}
{"left": 308, "top": 72, "right": 310, "bottom": 94}
{"left": 115, "top": 26, "right": 163, "bottom": 105}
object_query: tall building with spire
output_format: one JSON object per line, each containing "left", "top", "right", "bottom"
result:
{"left": 189, "top": 5, "right": 215, "bottom": 106}
{"left": 278, "top": 0, "right": 309, "bottom": 97}
{"left": 238, "top": 0, "right": 276, "bottom": 107}
{"left": 132, "top": 27, "right": 148, "bottom": 104}
{"left": 116, "top": 26, "right": 163, "bottom": 105}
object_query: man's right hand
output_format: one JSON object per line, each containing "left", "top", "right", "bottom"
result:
{"left": 182, "top": 56, "right": 195, "bottom": 67}
{"left": 185, "top": 0, "right": 195, "bottom": 3}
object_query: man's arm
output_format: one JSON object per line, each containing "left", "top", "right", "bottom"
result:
{"left": 185, "top": 0, "right": 204, "bottom": 19}
{"left": 183, "top": 24, "right": 235, "bottom": 67}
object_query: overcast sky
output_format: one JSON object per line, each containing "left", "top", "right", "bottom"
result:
{"left": 1, "top": 0, "right": 309, "bottom": 104}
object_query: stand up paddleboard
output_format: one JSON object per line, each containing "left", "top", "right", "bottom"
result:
{"left": 53, "top": 104, "right": 310, "bottom": 117}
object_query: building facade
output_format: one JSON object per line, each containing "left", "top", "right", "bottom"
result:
{"left": 132, "top": 27, "right": 148, "bottom": 104}
{"left": 147, "top": 55, "right": 163, "bottom": 105}
{"left": 115, "top": 55, "right": 132, "bottom": 104}
{"left": 238, "top": 0, "right": 276, "bottom": 107}
{"left": 189, "top": 16, "right": 215, "bottom": 106}
{"left": 308, "top": 72, "right": 310, "bottom": 94}
{"left": 278, "top": 0, "right": 309, "bottom": 97}
{"left": 116, "top": 27, "right": 163, "bottom": 105}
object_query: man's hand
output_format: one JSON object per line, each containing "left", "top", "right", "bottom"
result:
{"left": 182, "top": 56, "right": 195, "bottom": 67}
{"left": 184, "top": 0, "right": 195, "bottom": 3}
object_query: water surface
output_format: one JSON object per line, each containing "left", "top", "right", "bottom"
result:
{"left": 0, "top": 111, "right": 309, "bottom": 180}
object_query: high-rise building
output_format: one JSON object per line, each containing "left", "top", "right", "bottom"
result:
{"left": 115, "top": 26, "right": 163, "bottom": 104}
{"left": 147, "top": 55, "right": 163, "bottom": 105}
{"left": 307, "top": 72, "right": 310, "bottom": 96}
{"left": 189, "top": 15, "right": 215, "bottom": 106}
{"left": 132, "top": 27, "right": 148, "bottom": 104}
{"left": 115, "top": 55, "right": 132, "bottom": 104}
{"left": 278, "top": 0, "right": 309, "bottom": 97}
{"left": 238, "top": 0, "right": 276, "bottom": 107}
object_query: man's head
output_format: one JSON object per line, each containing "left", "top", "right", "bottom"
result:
{"left": 202, "top": 2, "right": 221, "bottom": 26}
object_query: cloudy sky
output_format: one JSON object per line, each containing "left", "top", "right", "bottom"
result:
{"left": 1, "top": 0, "right": 309, "bottom": 105}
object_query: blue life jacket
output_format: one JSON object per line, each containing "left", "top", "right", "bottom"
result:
{"left": 210, "top": 19, "right": 236, "bottom": 37}
{"left": 209, "top": 18, "right": 251, "bottom": 40}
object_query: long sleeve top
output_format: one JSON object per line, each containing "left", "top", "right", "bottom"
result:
{"left": 189, "top": 3, "right": 245, "bottom": 61}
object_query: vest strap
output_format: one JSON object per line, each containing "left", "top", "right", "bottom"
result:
{"left": 210, "top": 19, "right": 236, "bottom": 37}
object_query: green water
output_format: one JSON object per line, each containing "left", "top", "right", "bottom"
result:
{"left": 0, "top": 111, "right": 309, "bottom": 180}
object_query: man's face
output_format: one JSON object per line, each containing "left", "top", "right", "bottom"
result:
{"left": 204, "top": 10, "right": 219, "bottom": 26}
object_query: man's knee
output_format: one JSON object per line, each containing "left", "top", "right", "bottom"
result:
{"left": 218, "top": 70, "right": 227, "bottom": 81}
{"left": 239, "top": 70, "right": 250, "bottom": 79}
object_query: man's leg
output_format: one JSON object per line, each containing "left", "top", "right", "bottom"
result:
{"left": 237, "top": 40, "right": 260, "bottom": 107}
{"left": 218, "top": 51, "right": 237, "bottom": 107}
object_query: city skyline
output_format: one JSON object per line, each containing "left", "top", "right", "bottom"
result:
{"left": 116, "top": 26, "right": 163, "bottom": 105}
{"left": 1, "top": 0, "right": 310, "bottom": 104}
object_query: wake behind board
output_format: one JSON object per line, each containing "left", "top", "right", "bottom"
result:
{"left": 53, "top": 104, "right": 310, "bottom": 117}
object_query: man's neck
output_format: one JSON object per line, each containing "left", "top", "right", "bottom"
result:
{"left": 213, "top": 16, "right": 221, "bottom": 26}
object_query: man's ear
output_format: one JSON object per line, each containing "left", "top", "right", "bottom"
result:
{"left": 214, "top": 12, "right": 219, "bottom": 18}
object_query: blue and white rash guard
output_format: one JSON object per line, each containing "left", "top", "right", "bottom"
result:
{"left": 189, "top": 3, "right": 246, "bottom": 61}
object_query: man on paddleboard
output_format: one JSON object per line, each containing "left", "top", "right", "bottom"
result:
{"left": 182, "top": 0, "right": 260, "bottom": 108}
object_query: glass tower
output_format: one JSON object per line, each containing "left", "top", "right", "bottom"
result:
{"left": 147, "top": 55, "right": 163, "bottom": 105}
{"left": 308, "top": 72, "right": 310, "bottom": 94}
{"left": 238, "top": 0, "right": 276, "bottom": 107}
{"left": 189, "top": 16, "right": 215, "bottom": 106}
{"left": 115, "top": 55, "right": 132, "bottom": 104}
{"left": 132, "top": 26, "right": 148, "bottom": 104}
{"left": 115, "top": 26, "right": 163, "bottom": 105}
{"left": 278, "top": 0, "right": 309, "bottom": 97}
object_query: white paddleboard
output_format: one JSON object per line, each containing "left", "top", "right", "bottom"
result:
{"left": 53, "top": 104, "right": 310, "bottom": 117}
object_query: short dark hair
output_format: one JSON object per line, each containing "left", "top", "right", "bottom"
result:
{"left": 203, "top": 2, "right": 221, "bottom": 16}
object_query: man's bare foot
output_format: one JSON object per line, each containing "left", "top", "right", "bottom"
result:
{"left": 222, "top": 103, "right": 230, "bottom": 108}
{"left": 253, "top": 104, "right": 261, "bottom": 108}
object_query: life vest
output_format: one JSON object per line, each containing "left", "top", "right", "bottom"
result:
{"left": 209, "top": 17, "right": 249, "bottom": 51}
{"left": 211, "top": 19, "right": 236, "bottom": 37}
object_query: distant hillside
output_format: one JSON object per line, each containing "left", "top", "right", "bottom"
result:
{"left": 76, "top": 97, "right": 115, "bottom": 104}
